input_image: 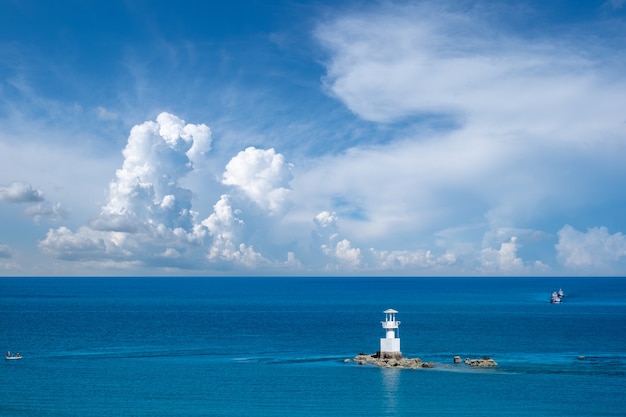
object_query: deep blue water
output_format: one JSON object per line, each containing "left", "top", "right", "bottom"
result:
{"left": 1, "top": 277, "right": 625, "bottom": 416}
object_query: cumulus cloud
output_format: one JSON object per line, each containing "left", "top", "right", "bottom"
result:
{"left": 0, "top": 181, "right": 67, "bottom": 223}
{"left": 313, "top": 210, "right": 339, "bottom": 240}
{"left": 155, "top": 112, "right": 212, "bottom": 166}
{"left": 23, "top": 202, "right": 68, "bottom": 223}
{"left": 556, "top": 225, "right": 626, "bottom": 272}
{"left": 284, "top": 252, "right": 302, "bottom": 268}
{"left": 480, "top": 237, "right": 525, "bottom": 274}
{"left": 38, "top": 113, "right": 283, "bottom": 270}
{"left": 313, "top": 211, "right": 360, "bottom": 269}
{"left": 0, "top": 181, "right": 44, "bottom": 203}
{"left": 313, "top": 210, "right": 457, "bottom": 272}
{"left": 101, "top": 112, "right": 210, "bottom": 230}
{"left": 201, "top": 194, "right": 266, "bottom": 267}
{"left": 39, "top": 113, "right": 215, "bottom": 267}
{"left": 333, "top": 239, "right": 361, "bottom": 267}
{"left": 222, "top": 147, "right": 292, "bottom": 215}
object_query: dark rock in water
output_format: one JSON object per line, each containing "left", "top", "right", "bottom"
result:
{"left": 464, "top": 357, "right": 498, "bottom": 367}
{"left": 353, "top": 354, "right": 433, "bottom": 369}
{"left": 352, "top": 353, "right": 498, "bottom": 369}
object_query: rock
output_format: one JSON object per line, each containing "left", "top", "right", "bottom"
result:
{"left": 352, "top": 354, "right": 431, "bottom": 369}
{"left": 464, "top": 357, "right": 498, "bottom": 367}
{"left": 353, "top": 353, "right": 498, "bottom": 369}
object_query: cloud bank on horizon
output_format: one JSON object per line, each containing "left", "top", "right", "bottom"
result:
{"left": 1, "top": 0, "right": 626, "bottom": 276}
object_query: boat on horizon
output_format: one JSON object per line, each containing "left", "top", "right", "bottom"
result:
{"left": 550, "top": 291, "right": 562, "bottom": 304}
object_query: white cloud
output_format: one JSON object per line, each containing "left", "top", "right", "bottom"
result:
{"left": 316, "top": 3, "right": 626, "bottom": 143}
{"left": 313, "top": 210, "right": 457, "bottom": 273}
{"left": 0, "top": 181, "right": 68, "bottom": 224}
{"left": 101, "top": 112, "right": 207, "bottom": 227}
{"left": 39, "top": 113, "right": 276, "bottom": 269}
{"left": 480, "top": 236, "right": 525, "bottom": 274}
{"left": 298, "top": 1, "right": 626, "bottom": 276}
{"left": 313, "top": 210, "right": 339, "bottom": 242}
{"left": 23, "top": 202, "right": 68, "bottom": 223}
{"left": 3, "top": 1, "right": 624, "bottom": 276}
{"left": 556, "top": 225, "right": 626, "bottom": 272}
{"left": 201, "top": 194, "right": 266, "bottom": 267}
{"left": 332, "top": 239, "right": 362, "bottom": 269}
{"left": 222, "top": 147, "right": 293, "bottom": 215}
{"left": 370, "top": 249, "right": 457, "bottom": 271}
{"left": 38, "top": 113, "right": 215, "bottom": 267}
{"left": 155, "top": 112, "right": 212, "bottom": 167}
{"left": 0, "top": 181, "right": 44, "bottom": 203}
{"left": 314, "top": 210, "right": 338, "bottom": 230}
{"left": 314, "top": 210, "right": 352, "bottom": 269}
{"left": 284, "top": 251, "right": 302, "bottom": 268}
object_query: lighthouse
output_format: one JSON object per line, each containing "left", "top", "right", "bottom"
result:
{"left": 380, "top": 308, "right": 401, "bottom": 359}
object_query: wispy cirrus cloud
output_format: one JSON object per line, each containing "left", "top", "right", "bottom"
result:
{"left": 316, "top": 2, "right": 626, "bottom": 141}
{"left": 305, "top": 1, "right": 626, "bottom": 274}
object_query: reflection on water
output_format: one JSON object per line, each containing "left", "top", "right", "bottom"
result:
{"left": 381, "top": 368, "right": 400, "bottom": 415}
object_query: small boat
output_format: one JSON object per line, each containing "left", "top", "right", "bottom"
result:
{"left": 550, "top": 291, "right": 562, "bottom": 304}
{"left": 557, "top": 288, "right": 564, "bottom": 298}
{"left": 5, "top": 352, "right": 21, "bottom": 360}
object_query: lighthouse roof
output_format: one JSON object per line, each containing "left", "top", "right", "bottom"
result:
{"left": 383, "top": 308, "right": 398, "bottom": 313}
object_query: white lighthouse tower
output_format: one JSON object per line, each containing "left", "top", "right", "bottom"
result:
{"left": 380, "top": 308, "right": 401, "bottom": 359}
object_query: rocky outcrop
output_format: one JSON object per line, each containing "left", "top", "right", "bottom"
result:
{"left": 464, "top": 357, "right": 498, "bottom": 367}
{"left": 351, "top": 354, "right": 435, "bottom": 369}
{"left": 347, "top": 353, "right": 498, "bottom": 369}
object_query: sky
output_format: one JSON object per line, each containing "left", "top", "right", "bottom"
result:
{"left": 1, "top": 0, "right": 626, "bottom": 277}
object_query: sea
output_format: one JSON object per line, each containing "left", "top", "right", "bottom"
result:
{"left": 1, "top": 277, "right": 625, "bottom": 417}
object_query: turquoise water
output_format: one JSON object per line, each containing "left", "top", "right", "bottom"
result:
{"left": 1, "top": 277, "right": 625, "bottom": 416}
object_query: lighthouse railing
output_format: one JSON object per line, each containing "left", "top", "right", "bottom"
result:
{"left": 381, "top": 320, "right": 400, "bottom": 329}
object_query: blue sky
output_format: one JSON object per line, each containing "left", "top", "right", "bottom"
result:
{"left": 1, "top": 0, "right": 626, "bottom": 276}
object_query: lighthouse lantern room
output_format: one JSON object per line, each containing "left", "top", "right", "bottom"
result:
{"left": 380, "top": 308, "right": 401, "bottom": 359}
